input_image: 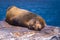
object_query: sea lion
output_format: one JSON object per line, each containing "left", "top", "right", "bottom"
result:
{"left": 5, "top": 6, "right": 46, "bottom": 31}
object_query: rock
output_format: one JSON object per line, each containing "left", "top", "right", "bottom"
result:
{"left": 0, "top": 21, "right": 60, "bottom": 40}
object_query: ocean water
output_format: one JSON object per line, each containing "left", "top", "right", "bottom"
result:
{"left": 0, "top": 0, "right": 60, "bottom": 27}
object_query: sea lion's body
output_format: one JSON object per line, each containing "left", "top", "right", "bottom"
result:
{"left": 5, "top": 6, "right": 46, "bottom": 31}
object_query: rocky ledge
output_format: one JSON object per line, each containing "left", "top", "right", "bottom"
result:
{"left": 0, "top": 21, "right": 60, "bottom": 40}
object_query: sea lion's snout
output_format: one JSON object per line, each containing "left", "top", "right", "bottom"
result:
{"left": 34, "top": 20, "right": 42, "bottom": 30}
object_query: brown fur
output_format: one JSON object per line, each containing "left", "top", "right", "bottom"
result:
{"left": 5, "top": 6, "right": 46, "bottom": 31}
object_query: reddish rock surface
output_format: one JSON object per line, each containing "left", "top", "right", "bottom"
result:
{"left": 0, "top": 21, "right": 60, "bottom": 40}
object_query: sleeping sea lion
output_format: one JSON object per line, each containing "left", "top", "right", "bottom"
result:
{"left": 5, "top": 6, "right": 46, "bottom": 31}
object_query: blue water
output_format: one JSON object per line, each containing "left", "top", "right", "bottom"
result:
{"left": 0, "top": 0, "right": 60, "bottom": 27}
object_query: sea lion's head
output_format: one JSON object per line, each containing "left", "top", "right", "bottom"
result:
{"left": 27, "top": 17, "right": 46, "bottom": 31}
